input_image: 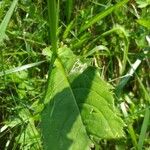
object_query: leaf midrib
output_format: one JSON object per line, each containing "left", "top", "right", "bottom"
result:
{"left": 55, "top": 58, "right": 86, "bottom": 126}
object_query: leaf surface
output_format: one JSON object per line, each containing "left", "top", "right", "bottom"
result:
{"left": 70, "top": 67, "right": 124, "bottom": 139}
{"left": 41, "top": 57, "right": 124, "bottom": 149}
{"left": 137, "top": 19, "right": 150, "bottom": 29}
{"left": 41, "top": 61, "right": 92, "bottom": 150}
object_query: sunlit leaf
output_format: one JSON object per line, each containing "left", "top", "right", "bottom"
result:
{"left": 41, "top": 60, "right": 124, "bottom": 149}
{"left": 137, "top": 19, "right": 150, "bottom": 29}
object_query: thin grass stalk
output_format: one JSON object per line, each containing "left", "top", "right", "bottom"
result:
{"left": 47, "top": 0, "right": 58, "bottom": 54}
{"left": 43, "top": 0, "right": 59, "bottom": 103}
{"left": 138, "top": 108, "right": 150, "bottom": 150}
{"left": 79, "top": 0, "right": 129, "bottom": 33}
{"left": 66, "top": 0, "right": 74, "bottom": 23}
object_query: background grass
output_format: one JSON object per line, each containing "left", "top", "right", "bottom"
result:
{"left": 0, "top": 0, "right": 150, "bottom": 149}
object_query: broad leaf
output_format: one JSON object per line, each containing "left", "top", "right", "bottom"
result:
{"left": 41, "top": 57, "right": 124, "bottom": 149}
{"left": 42, "top": 1, "right": 124, "bottom": 148}
{"left": 70, "top": 67, "right": 125, "bottom": 139}
{"left": 41, "top": 61, "right": 92, "bottom": 150}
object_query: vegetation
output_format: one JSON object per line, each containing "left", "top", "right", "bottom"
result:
{"left": 0, "top": 0, "right": 150, "bottom": 149}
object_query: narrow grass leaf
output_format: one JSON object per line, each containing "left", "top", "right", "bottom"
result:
{"left": 79, "top": 0, "right": 129, "bottom": 33}
{"left": 138, "top": 108, "right": 150, "bottom": 150}
{"left": 0, "top": 61, "right": 45, "bottom": 77}
{"left": 84, "top": 45, "right": 109, "bottom": 58}
{"left": 66, "top": 0, "right": 74, "bottom": 22}
{"left": 115, "top": 59, "right": 141, "bottom": 97}
{"left": 101, "top": 25, "right": 129, "bottom": 74}
{"left": 136, "top": 75, "right": 150, "bottom": 103}
{"left": 63, "top": 19, "right": 75, "bottom": 39}
{"left": 0, "top": 0, "right": 18, "bottom": 43}
{"left": 47, "top": 0, "right": 58, "bottom": 53}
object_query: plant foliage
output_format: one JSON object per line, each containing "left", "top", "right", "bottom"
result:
{"left": 0, "top": 0, "right": 150, "bottom": 149}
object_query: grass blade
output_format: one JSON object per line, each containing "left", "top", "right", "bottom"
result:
{"left": 47, "top": 0, "right": 58, "bottom": 53}
{"left": 0, "top": 61, "right": 45, "bottom": 77}
{"left": 101, "top": 25, "right": 129, "bottom": 74}
{"left": 66, "top": 0, "right": 74, "bottom": 22}
{"left": 0, "top": 0, "right": 18, "bottom": 44}
{"left": 138, "top": 108, "right": 150, "bottom": 150}
{"left": 79, "top": 0, "right": 129, "bottom": 33}
{"left": 115, "top": 59, "right": 141, "bottom": 97}
{"left": 63, "top": 19, "right": 75, "bottom": 39}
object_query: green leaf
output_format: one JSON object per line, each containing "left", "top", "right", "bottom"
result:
{"left": 70, "top": 67, "right": 125, "bottom": 139}
{"left": 79, "top": 0, "right": 129, "bottom": 33}
{"left": 65, "top": 0, "right": 74, "bottom": 22}
{"left": 41, "top": 62, "right": 124, "bottom": 149}
{"left": 136, "top": 0, "right": 150, "bottom": 8}
{"left": 0, "top": 61, "right": 45, "bottom": 77}
{"left": 137, "top": 19, "right": 150, "bottom": 29}
{"left": 138, "top": 108, "right": 150, "bottom": 150}
{"left": 42, "top": 1, "right": 124, "bottom": 149}
{"left": 0, "top": 0, "right": 18, "bottom": 44}
{"left": 42, "top": 45, "right": 77, "bottom": 71}
{"left": 41, "top": 62, "right": 92, "bottom": 150}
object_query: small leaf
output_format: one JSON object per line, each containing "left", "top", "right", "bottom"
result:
{"left": 136, "top": 0, "right": 150, "bottom": 8}
{"left": 137, "top": 19, "right": 150, "bottom": 29}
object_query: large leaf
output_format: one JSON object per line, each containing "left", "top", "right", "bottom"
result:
{"left": 42, "top": 0, "right": 124, "bottom": 149}
{"left": 70, "top": 67, "right": 124, "bottom": 139}
{"left": 41, "top": 61, "right": 92, "bottom": 150}
{"left": 41, "top": 58, "right": 124, "bottom": 150}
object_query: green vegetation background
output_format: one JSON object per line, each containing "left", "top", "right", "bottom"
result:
{"left": 0, "top": 0, "right": 150, "bottom": 149}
